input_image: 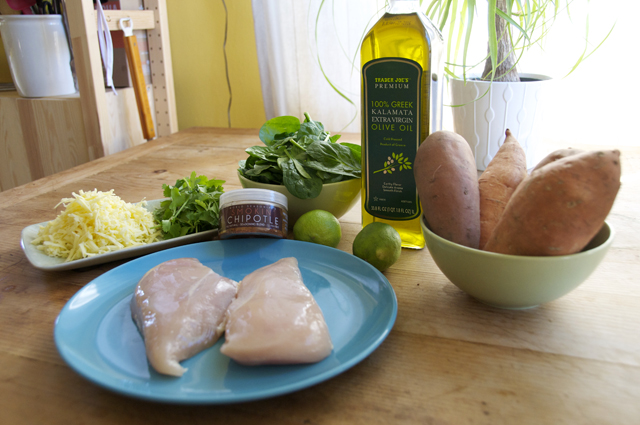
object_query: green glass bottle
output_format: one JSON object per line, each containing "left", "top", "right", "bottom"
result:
{"left": 361, "top": 0, "right": 444, "bottom": 249}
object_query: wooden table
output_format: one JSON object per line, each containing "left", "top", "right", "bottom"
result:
{"left": 1, "top": 127, "right": 638, "bottom": 424}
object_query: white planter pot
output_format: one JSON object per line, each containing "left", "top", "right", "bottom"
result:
{"left": 0, "top": 15, "right": 76, "bottom": 98}
{"left": 449, "top": 73, "right": 552, "bottom": 170}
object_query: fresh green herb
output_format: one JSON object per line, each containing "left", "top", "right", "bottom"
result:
{"left": 153, "top": 172, "right": 225, "bottom": 239}
{"left": 238, "top": 113, "right": 361, "bottom": 199}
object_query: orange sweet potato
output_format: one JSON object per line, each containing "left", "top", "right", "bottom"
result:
{"left": 414, "top": 131, "right": 480, "bottom": 248}
{"left": 531, "top": 148, "right": 584, "bottom": 172}
{"left": 478, "top": 129, "right": 528, "bottom": 249}
{"left": 483, "top": 149, "right": 621, "bottom": 256}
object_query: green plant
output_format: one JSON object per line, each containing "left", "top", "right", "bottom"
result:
{"left": 425, "top": 0, "right": 613, "bottom": 82}
{"left": 153, "top": 172, "right": 226, "bottom": 239}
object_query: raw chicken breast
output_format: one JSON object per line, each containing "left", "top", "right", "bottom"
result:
{"left": 220, "top": 257, "right": 333, "bottom": 365}
{"left": 131, "top": 258, "right": 238, "bottom": 376}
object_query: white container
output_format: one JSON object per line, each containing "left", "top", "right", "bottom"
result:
{"left": 0, "top": 15, "right": 76, "bottom": 98}
{"left": 219, "top": 189, "right": 289, "bottom": 239}
{"left": 449, "top": 74, "right": 551, "bottom": 170}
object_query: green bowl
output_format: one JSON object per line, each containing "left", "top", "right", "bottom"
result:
{"left": 421, "top": 216, "right": 615, "bottom": 309}
{"left": 237, "top": 172, "right": 361, "bottom": 226}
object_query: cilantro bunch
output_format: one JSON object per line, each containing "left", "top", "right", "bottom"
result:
{"left": 153, "top": 172, "right": 225, "bottom": 239}
{"left": 238, "top": 113, "right": 362, "bottom": 200}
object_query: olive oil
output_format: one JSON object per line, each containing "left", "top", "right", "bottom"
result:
{"left": 361, "top": 0, "right": 443, "bottom": 249}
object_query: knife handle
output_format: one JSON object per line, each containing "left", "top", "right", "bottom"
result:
{"left": 123, "top": 35, "right": 156, "bottom": 140}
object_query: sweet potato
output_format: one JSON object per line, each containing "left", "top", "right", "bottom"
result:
{"left": 531, "top": 148, "right": 584, "bottom": 172}
{"left": 414, "top": 131, "right": 480, "bottom": 248}
{"left": 483, "top": 150, "right": 621, "bottom": 256}
{"left": 478, "top": 129, "right": 528, "bottom": 249}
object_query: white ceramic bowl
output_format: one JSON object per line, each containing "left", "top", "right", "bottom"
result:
{"left": 421, "top": 217, "right": 615, "bottom": 309}
{"left": 237, "top": 172, "right": 361, "bottom": 226}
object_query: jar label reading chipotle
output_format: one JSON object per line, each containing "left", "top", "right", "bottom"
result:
{"left": 362, "top": 57, "right": 423, "bottom": 220}
{"left": 220, "top": 203, "right": 287, "bottom": 236}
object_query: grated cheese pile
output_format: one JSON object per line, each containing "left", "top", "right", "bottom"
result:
{"left": 32, "top": 189, "right": 162, "bottom": 262}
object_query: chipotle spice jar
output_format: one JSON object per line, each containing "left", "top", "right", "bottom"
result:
{"left": 219, "top": 189, "right": 288, "bottom": 239}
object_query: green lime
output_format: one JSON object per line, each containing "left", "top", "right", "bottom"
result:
{"left": 353, "top": 222, "right": 402, "bottom": 271}
{"left": 293, "top": 210, "right": 342, "bottom": 248}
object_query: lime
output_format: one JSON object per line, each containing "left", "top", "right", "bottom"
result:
{"left": 353, "top": 222, "right": 402, "bottom": 271}
{"left": 293, "top": 210, "right": 342, "bottom": 248}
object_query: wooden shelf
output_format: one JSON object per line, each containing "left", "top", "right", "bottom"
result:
{"left": 0, "top": 87, "right": 150, "bottom": 191}
{"left": 1, "top": 0, "right": 177, "bottom": 192}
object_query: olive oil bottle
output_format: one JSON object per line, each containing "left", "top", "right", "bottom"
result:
{"left": 361, "top": 0, "right": 443, "bottom": 249}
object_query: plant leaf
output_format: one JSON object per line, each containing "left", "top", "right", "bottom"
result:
{"left": 340, "top": 142, "right": 362, "bottom": 163}
{"left": 259, "top": 116, "right": 300, "bottom": 145}
{"left": 305, "top": 141, "right": 361, "bottom": 178}
{"left": 153, "top": 174, "right": 225, "bottom": 240}
{"left": 281, "top": 159, "right": 323, "bottom": 199}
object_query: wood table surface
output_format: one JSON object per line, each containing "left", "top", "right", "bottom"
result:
{"left": 1, "top": 127, "right": 638, "bottom": 425}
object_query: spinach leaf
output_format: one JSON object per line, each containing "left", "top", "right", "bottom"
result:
{"left": 245, "top": 146, "right": 280, "bottom": 161}
{"left": 281, "top": 158, "right": 323, "bottom": 199}
{"left": 244, "top": 163, "right": 276, "bottom": 176}
{"left": 299, "top": 116, "right": 325, "bottom": 139}
{"left": 305, "top": 140, "right": 362, "bottom": 178}
{"left": 340, "top": 142, "right": 362, "bottom": 163}
{"left": 259, "top": 116, "right": 300, "bottom": 146}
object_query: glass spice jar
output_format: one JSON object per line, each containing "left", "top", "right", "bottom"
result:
{"left": 219, "top": 189, "right": 288, "bottom": 239}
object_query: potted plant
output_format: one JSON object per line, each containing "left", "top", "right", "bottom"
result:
{"left": 425, "top": 0, "right": 610, "bottom": 169}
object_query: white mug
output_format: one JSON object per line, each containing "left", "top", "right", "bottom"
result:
{"left": 0, "top": 15, "right": 76, "bottom": 98}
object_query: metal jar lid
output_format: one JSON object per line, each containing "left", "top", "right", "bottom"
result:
{"left": 219, "top": 188, "right": 288, "bottom": 209}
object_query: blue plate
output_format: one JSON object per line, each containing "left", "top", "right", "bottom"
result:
{"left": 54, "top": 239, "right": 397, "bottom": 404}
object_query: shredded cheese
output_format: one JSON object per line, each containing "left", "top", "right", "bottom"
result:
{"left": 32, "top": 189, "right": 162, "bottom": 262}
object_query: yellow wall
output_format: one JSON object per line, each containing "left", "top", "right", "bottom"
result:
{"left": 166, "top": 0, "right": 265, "bottom": 130}
{"left": 0, "top": 0, "right": 265, "bottom": 128}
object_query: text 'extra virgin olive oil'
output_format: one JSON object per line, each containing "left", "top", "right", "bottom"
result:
{"left": 361, "top": 0, "right": 443, "bottom": 249}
